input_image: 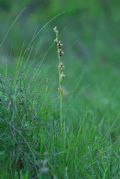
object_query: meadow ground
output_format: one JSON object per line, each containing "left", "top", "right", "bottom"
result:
{"left": 0, "top": 51, "right": 120, "bottom": 178}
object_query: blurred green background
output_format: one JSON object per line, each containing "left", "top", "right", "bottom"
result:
{"left": 0, "top": 0, "right": 120, "bottom": 66}
{"left": 0, "top": 1, "right": 120, "bottom": 178}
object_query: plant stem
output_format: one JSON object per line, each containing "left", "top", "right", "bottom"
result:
{"left": 53, "top": 26, "right": 66, "bottom": 148}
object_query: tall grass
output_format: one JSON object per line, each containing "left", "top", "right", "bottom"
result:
{"left": 0, "top": 55, "right": 120, "bottom": 178}
{"left": 0, "top": 15, "right": 120, "bottom": 178}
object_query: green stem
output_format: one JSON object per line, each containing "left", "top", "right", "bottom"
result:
{"left": 53, "top": 26, "right": 66, "bottom": 148}
{"left": 58, "top": 55, "right": 63, "bottom": 128}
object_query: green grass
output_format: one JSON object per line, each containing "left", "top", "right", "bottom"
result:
{"left": 0, "top": 54, "right": 120, "bottom": 178}
{"left": 0, "top": 0, "right": 120, "bottom": 176}
{"left": 0, "top": 12, "right": 120, "bottom": 178}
